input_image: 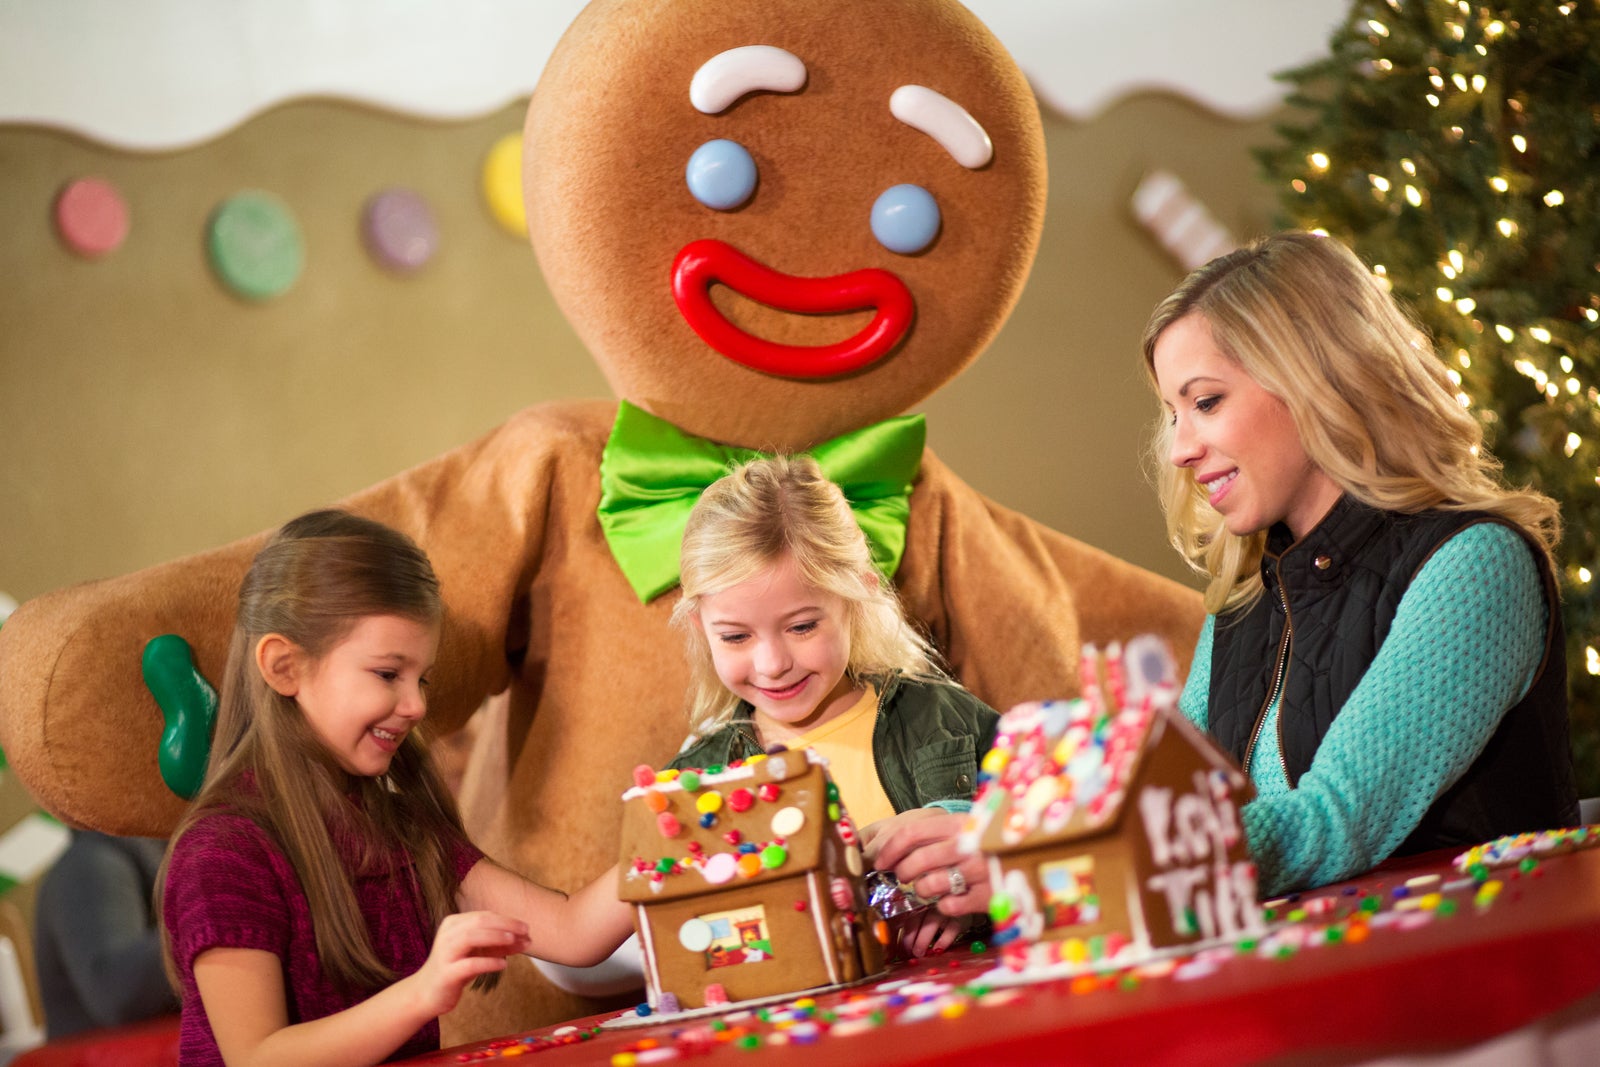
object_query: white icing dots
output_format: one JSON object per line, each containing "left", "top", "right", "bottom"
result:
{"left": 770, "top": 805, "right": 806, "bottom": 837}
{"left": 889, "top": 85, "right": 993, "bottom": 169}
{"left": 678, "top": 918, "right": 713, "bottom": 952}
{"left": 690, "top": 45, "right": 807, "bottom": 115}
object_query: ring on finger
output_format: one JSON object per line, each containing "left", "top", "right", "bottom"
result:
{"left": 947, "top": 866, "right": 968, "bottom": 897}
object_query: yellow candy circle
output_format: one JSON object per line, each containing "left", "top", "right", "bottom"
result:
{"left": 697, "top": 792, "right": 724, "bottom": 814}
{"left": 482, "top": 131, "right": 528, "bottom": 239}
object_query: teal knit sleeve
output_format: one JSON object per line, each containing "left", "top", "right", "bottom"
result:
{"left": 1178, "top": 615, "right": 1216, "bottom": 732}
{"left": 1242, "top": 523, "right": 1547, "bottom": 896}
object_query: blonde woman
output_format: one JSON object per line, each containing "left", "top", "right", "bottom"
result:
{"left": 1144, "top": 231, "right": 1576, "bottom": 896}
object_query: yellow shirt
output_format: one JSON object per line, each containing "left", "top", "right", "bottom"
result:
{"left": 786, "top": 684, "right": 896, "bottom": 828}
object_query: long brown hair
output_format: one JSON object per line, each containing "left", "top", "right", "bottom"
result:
{"left": 1141, "top": 231, "right": 1560, "bottom": 614}
{"left": 670, "top": 454, "right": 945, "bottom": 735}
{"left": 158, "top": 509, "right": 473, "bottom": 991}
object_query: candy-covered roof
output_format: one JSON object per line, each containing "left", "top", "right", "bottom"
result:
{"left": 963, "top": 638, "right": 1242, "bottom": 854}
{"left": 616, "top": 749, "right": 858, "bottom": 905}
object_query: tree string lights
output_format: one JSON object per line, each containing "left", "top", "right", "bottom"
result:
{"left": 1258, "top": 0, "right": 1600, "bottom": 790}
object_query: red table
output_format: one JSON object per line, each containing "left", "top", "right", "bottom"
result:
{"left": 405, "top": 837, "right": 1600, "bottom": 1066}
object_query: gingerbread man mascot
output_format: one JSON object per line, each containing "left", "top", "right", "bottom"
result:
{"left": 0, "top": 0, "right": 1202, "bottom": 1040}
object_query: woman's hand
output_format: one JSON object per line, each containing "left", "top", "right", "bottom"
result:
{"left": 864, "top": 810, "right": 992, "bottom": 917}
{"left": 858, "top": 806, "right": 947, "bottom": 853}
{"left": 408, "top": 911, "right": 531, "bottom": 1018}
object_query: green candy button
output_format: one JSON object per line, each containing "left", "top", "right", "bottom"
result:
{"left": 142, "top": 634, "right": 218, "bottom": 799}
{"left": 207, "top": 191, "right": 304, "bottom": 301}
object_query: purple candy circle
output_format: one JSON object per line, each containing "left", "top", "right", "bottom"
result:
{"left": 361, "top": 188, "right": 438, "bottom": 273}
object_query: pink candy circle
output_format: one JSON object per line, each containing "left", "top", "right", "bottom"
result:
{"left": 54, "top": 177, "right": 130, "bottom": 258}
{"left": 702, "top": 852, "right": 738, "bottom": 884}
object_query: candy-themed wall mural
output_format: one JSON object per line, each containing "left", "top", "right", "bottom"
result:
{"left": 0, "top": 0, "right": 1342, "bottom": 609}
{"left": 2, "top": 1, "right": 1342, "bottom": 150}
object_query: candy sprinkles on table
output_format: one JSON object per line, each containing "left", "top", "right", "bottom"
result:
{"left": 448, "top": 836, "right": 1571, "bottom": 1062}
{"left": 1454, "top": 826, "right": 1596, "bottom": 877}
{"left": 444, "top": 831, "right": 1598, "bottom": 1060}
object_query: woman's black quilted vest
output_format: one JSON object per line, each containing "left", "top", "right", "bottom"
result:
{"left": 1207, "top": 495, "right": 1577, "bottom": 856}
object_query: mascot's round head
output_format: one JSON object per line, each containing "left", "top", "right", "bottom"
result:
{"left": 524, "top": 0, "right": 1046, "bottom": 450}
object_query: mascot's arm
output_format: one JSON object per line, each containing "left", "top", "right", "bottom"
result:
{"left": 0, "top": 401, "right": 604, "bottom": 837}
{"left": 0, "top": 537, "right": 263, "bottom": 836}
{"left": 897, "top": 451, "right": 1204, "bottom": 712}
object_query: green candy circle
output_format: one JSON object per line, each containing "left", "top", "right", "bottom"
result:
{"left": 207, "top": 191, "right": 304, "bottom": 301}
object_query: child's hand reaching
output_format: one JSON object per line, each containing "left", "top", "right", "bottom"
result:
{"left": 409, "top": 911, "right": 532, "bottom": 1018}
{"left": 898, "top": 909, "right": 972, "bottom": 958}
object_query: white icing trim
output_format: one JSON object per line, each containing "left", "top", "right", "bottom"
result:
{"left": 620, "top": 748, "right": 825, "bottom": 800}
{"left": 1126, "top": 866, "right": 1151, "bottom": 953}
{"left": 689, "top": 45, "right": 806, "bottom": 115}
{"left": 621, "top": 764, "right": 755, "bottom": 800}
{"left": 808, "top": 869, "right": 840, "bottom": 985}
{"left": 636, "top": 904, "right": 663, "bottom": 1006}
{"left": 889, "top": 84, "right": 992, "bottom": 169}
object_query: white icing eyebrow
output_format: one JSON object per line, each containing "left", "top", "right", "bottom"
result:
{"left": 690, "top": 45, "right": 807, "bottom": 115}
{"left": 889, "top": 85, "right": 993, "bottom": 169}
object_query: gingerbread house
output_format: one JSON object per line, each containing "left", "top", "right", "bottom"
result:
{"left": 959, "top": 637, "right": 1263, "bottom": 966}
{"left": 617, "top": 749, "right": 885, "bottom": 1010}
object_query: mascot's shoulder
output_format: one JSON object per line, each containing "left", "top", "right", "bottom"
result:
{"left": 493, "top": 398, "right": 620, "bottom": 455}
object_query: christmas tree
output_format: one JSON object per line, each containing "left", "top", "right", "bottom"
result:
{"left": 1258, "top": 0, "right": 1600, "bottom": 793}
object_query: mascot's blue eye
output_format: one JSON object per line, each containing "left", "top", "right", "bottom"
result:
{"left": 870, "top": 184, "right": 941, "bottom": 255}
{"left": 686, "top": 139, "right": 758, "bottom": 211}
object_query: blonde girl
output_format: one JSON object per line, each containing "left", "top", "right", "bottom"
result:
{"left": 671, "top": 455, "right": 999, "bottom": 953}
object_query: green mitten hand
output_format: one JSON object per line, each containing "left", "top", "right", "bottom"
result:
{"left": 142, "top": 635, "right": 218, "bottom": 800}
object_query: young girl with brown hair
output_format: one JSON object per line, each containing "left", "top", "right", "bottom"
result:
{"left": 159, "top": 510, "right": 632, "bottom": 1066}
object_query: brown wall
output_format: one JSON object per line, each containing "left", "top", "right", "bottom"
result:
{"left": 0, "top": 94, "right": 1282, "bottom": 605}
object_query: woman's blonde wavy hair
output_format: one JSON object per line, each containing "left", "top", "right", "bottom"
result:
{"left": 1141, "top": 230, "right": 1559, "bottom": 615}
{"left": 671, "top": 454, "right": 943, "bottom": 736}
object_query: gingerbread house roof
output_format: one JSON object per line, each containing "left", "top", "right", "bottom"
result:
{"left": 963, "top": 637, "right": 1247, "bottom": 856}
{"left": 617, "top": 748, "right": 856, "bottom": 905}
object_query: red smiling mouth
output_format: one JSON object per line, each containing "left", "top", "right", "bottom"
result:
{"left": 671, "top": 238, "right": 914, "bottom": 379}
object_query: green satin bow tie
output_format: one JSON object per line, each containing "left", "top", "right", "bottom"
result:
{"left": 598, "top": 400, "right": 926, "bottom": 602}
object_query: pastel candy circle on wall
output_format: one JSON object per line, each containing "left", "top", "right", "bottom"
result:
{"left": 482, "top": 131, "right": 527, "bottom": 238}
{"left": 54, "top": 177, "right": 130, "bottom": 258}
{"left": 361, "top": 188, "right": 438, "bottom": 273}
{"left": 207, "top": 191, "right": 304, "bottom": 301}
